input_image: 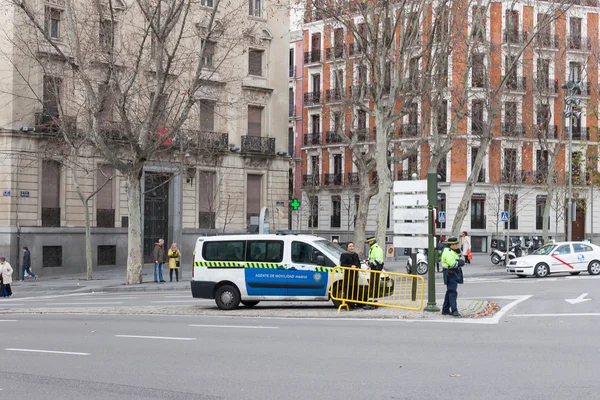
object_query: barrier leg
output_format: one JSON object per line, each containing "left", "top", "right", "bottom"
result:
{"left": 337, "top": 300, "right": 350, "bottom": 312}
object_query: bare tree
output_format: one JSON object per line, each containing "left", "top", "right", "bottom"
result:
{"left": 5, "top": 0, "right": 271, "bottom": 283}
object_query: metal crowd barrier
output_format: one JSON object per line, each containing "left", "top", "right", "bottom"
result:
{"left": 329, "top": 266, "right": 425, "bottom": 312}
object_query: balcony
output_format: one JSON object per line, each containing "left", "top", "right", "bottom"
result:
{"left": 289, "top": 66, "right": 296, "bottom": 78}
{"left": 503, "top": 76, "right": 527, "bottom": 92}
{"left": 501, "top": 123, "right": 525, "bottom": 137}
{"left": 567, "top": 36, "right": 591, "bottom": 52}
{"left": 241, "top": 135, "right": 275, "bottom": 155}
{"left": 534, "top": 124, "right": 558, "bottom": 139}
{"left": 471, "top": 216, "right": 486, "bottom": 230}
{"left": 303, "top": 132, "right": 322, "bottom": 146}
{"left": 302, "top": 174, "right": 320, "bottom": 187}
{"left": 197, "top": 131, "right": 229, "bottom": 151}
{"left": 571, "top": 127, "right": 590, "bottom": 141}
{"left": 503, "top": 30, "right": 528, "bottom": 45}
{"left": 326, "top": 88, "right": 343, "bottom": 103}
{"left": 35, "top": 112, "right": 77, "bottom": 134}
{"left": 534, "top": 170, "right": 548, "bottom": 184}
{"left": 326, "top": 131, "right": 344, "bottom": 144}
{"left": 303, "top": 91, "right": 322, "bottom": 106}
{"left": 303, "top": 50, "right": 321, "bottom": 65}
{"left": 534, "top": 79, "right": 559, "bottom": 95}
{"left": 535, "top": 34, "right": 559, "bottom": 50}
{"left": 399, "top": 123, "right": 420, "bottom": 137}
{"left": 347, "top": 172, "right": 359, "bottom": 185}
{"left": 501, "top": 169, "right": 527, "bottom": 183}
{"left": 97, "top": 209, "right": 115, "bottom": 228}
{"left": 349, "top": 85, "right": 368, "bottom": 99}
{"left": 504, "top": 216, "right": 518, "bottom": 230}
{"left": 351, "top": 128, "right": 374, "bottom": 142}
{"left": 98, "top": 120, "right": 123, "bottom": 140}
{"left": 324, "top": 173, "right": 343, "bottom": 186}
{"left": 42, "top": 207, "right": 61, "bottom": 227}
{"left": 325, "top": 46, "right": 345, "bottom": 61}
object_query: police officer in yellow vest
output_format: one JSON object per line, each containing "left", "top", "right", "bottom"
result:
{"left": 441, "top": 237, "right": 465, "bottom": 317}
{"left": 366, "top": 236, "right": 384, "bottom": 299}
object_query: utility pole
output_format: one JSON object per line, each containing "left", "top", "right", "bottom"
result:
{"left": 562, "top": 79, "right": 583, "bottom": 242}
{"left": 424, "top": 172, "right": 440, "bottom": 312}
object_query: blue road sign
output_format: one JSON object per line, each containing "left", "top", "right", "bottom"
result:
{"left": 2, "top": 190, "right": 10, "bottom": 196}
{"left": 499, "top": 211, "right": 509, "bottom": 223}
{"left": 20, "top": 191, "right": 30, "bottom": 197}
{"left": 438, "top": 211, "right": 446, "bottom": 223}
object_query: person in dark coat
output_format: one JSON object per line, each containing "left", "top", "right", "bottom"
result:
{"left": 152, "top": 239, "right": 167, "bottom": 283}
{"left": 21, "top": 246, "right": 37, "bottom": 281}
{"left": 339, "top": 241, "right": 364, "bottom": 309}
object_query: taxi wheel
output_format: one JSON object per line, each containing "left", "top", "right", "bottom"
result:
{"left": 587, "top": 260, "right": 600, "bottom": 276}
{"left": 241, "top": 301, "right": 260, "bottom": 307}
{"left": 534, "top": 263, "right": 550, "bottom": 278}
{"left": 215, "top": 284, "right": 241, "bottom": 310}
{"left": 569, "top": 272, "right": 581, "bottom": 276}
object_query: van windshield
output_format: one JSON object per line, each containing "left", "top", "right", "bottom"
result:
{"left": 314, "top": 240, "right": 345, "bottom": 259}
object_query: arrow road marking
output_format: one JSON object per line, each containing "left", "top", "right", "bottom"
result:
{"left": 565, "top": 293, "right": 591, "bottom": 304}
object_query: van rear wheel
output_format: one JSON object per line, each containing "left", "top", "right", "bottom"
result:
{"left": 215, "top": 284, "right": 241, "bottom": 310}
{"left": 241, "top": 301, "right": 260, "bottom": 307}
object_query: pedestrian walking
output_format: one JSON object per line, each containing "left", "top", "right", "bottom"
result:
{"left": 462, "top": 231, "right": 472, "bottom": 264}
{"left": 21, "top": 246, "right": 37, "bottom": 281}
{"left": 441, "top": 237, "right": 464, "bottom": 317}
{"left": 0, "top": 256, "right": 14, "bottom": 298}
{"left": 339, "top": 241, "right": 363, "bottom": 309}
{"left": 152, "top": 239, "right": 167, "bottom": 283}
{"left": 168, "top": 242, "right": 181, "bottom": 282}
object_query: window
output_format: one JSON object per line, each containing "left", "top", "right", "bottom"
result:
{"left": 43, "top": 246, "right": 62, "bottom": 268}
{"left": 43, "top": 76, "right": 62, "bottom": 117}
{"left": 99, "top": 19, "right": 115, "bottom": 51}
{"left": 471, "top": 146, "right": 485, "bottom": 183}
{"left": 311, "top": 73, "right": 321, "bottom": 93}
{"left": 201, "top": 41, "right": 215, "bottom": 68}
{"left": 505, "top": 56, "right": 518, "bottom": 89}
{"left": 311, "top": 114, "right": 320, "bottom": 135}
{"left": 472, "top": 6, "right": 486, "bottom": 41}
{"left": 289, "top": 48, "right": 295, "bottom": 77}
{"left": 573, "top": 243, "right": 593, "bottom": 253}
{"left": 437, "top": 156, "right": 447, "bottom": 182}
{"left": 331, "top": 195, "right": 341, "bottom": 228}
{"left": 569, "top": 17, "right": 582, "bottom": 48}
{"left": 472, "top": 54, "right": 485, "bottom": 88}
{"left": 504, "top": 194, "right": 518, "bottom": 230}
{"left": 248, "top": 50, "right": 263, "bottom": 76}
{"left": 333, "top": 154, "right": 342, "bottom": 182}
{"left": 201, "top": 0, "right": 214, "bottom": 7}
{"left": 437, "top": 100, "right": 447, "bottom": 135}
{"left": 98, "top": 84, "right": 113, "bottom": 120}
{"left": 505, "top": 10, "right": 519, "bottom": 41}
{"left": 471, "top": 100, "right": 484, "bottom": 134}
{"left": 503, "top": 148, "right": 517, "bottom": 181}
{"left": 435, "top": 5, "right": 450, "bottom": 42}
{"left": 203, "top": 241, "right": 245, "bottom": 262}
{"left": 45, "top": 7, "right": 61, "bottom": 39}
{"left": 198, "top": 171, "right": 216, "bottom": 229}
{"left": 357, "top": 110, "right": 367, "bottom": 131}
{"left": 471, "top": 194, "right": 485, "bottom": 229}
{"left": 537, "top": 13, "right": 551, "bottom": 45}
{"left": 96, "top": 165, "right": 114, "bottom": 228}
{"left": 249, "top": 0, "right": 261, "bottom": 17}
{"left": 291, "top": 241, "right": 327, "bottom": 265}
{"left": 569, "top": 62, "right": 581, "bottom": 82}
{"left": 536, "top": 150, "right": 548, "bottom": 182}
{"left": 353, "top": 195, "right": 359, "bottom": 227}
{"left": 42, "top": 160, "right": 61, "bottom": 227}
{"left": 308, "top": 196, "right": 319, "bottom": 228}
{"left": 537, "top": 59, "right": 550, "bottom": 89}
{"left": 247, "top": 240, "right": 284, "bottom": 262}
{"left": 246, "top": 174, "right": 262, "bottom": 224}
{"left": 97, "top": 245, "right": 116, "bottom": 265}
{"left": 247, "top": 106, "right": 262, "bottom": 136}
{"left": 288, "top": 127, "right": 294, "bottom": 157}
{"left": 200, "top": 100, "right": 215, "bottom": 131}
{"left": 333, "top": 28, "right": 344, "bottom": 57}
{"left": 554, "top": 244, "right": 571, "bottom": 255}
{"left": 536, "top": 195, "right": 549, "bottom": 230}
{"left": 437, "top": 193, "right": 446, "bottom": 229}
{"left": 536, "top": 104, "right": 551, "bottom": 131}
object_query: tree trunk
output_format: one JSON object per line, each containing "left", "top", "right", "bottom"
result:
{"left": 375, "top": 123, "right": 392, "bottom": 245}
{"left": 126, "top": 171, "right": 144, "bottom": 284}
{"left": 354, "top": 170, "right": 374, "bottom": 258}
{"left": 450, "top": 137, "right": 491, "bottom": 236}
{"left": 542, "top": 185, "right": 554, "bottom": 242}
{"left": 84, "top": 199, "right": 93, "bottom": 280}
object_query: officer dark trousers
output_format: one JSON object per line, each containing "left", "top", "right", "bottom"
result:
{"left": 442, "top": 273, "right": 458, "bottom": 313}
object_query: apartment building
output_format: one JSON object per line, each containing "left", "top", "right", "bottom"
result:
{"left": 290, "top": 0, "right": 305, "bottom": 203}
{"left": 0, "top": 0, "right": 290, "bottom": 274}
{"left": 297, "top": 0, "right": 600, "bottom": 251}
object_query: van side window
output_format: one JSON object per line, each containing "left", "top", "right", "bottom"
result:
{"left": 203, "top": 241, "right": 246, "bottom": 262}
{"left": 247, "top": 240, "right": 284, "bottom": 263}
{"left": 292, "top": 241, "right": 331, "bottom": 265}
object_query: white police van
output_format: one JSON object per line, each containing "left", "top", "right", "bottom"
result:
{"left": 190, "top": 234, "right": 391, "bottom": 310}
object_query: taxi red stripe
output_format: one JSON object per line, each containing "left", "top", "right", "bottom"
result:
{"left": 551, "top": 255, "right": 574, "bottom": 269}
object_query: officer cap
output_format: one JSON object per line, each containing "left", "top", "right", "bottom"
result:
{"left": 366, "top": 236, "right": 376, "bottom": 243}
{"left": 447, "top": 237, "right": 459, "bottom": 245}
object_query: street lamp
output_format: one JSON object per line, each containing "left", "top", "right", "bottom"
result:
{"left": 562, "top": 79, "right": 584, "bottom": 242}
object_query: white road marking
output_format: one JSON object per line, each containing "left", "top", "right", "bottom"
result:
{"left": 88, "top": 297, "right": 138, "bottom": 300}
{"left": 0, "top": 304, "right": 24, "bottom": 306}
{"left": 5, "top": 348, "right": 89, "bottom": 356}
{"left": 163, "top": 295, "right": 193, "bottom": 298}
{"left": 115, "top": 335, "right": 196, "bottom": 341}
{"left": 151, "top": 300, "right": 202, "bottom": 303}
{"left": 565, "top": 293, "right": 592, "bottom": 304}
{"left": 4, "top": 293, "right": 95, "bottom": 302}
{"left": 49, "top": 302, "right": 124, "bottom": 306}
{"left": 511, "top": 313, "right": 600, "bottom": 317}
{"left": 189, "top": 324, "right": 279, "bottom": 329}
{"left": 0, "top": 320, "right": 18, "bottom": 322}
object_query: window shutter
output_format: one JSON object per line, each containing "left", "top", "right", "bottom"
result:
{"left": 200, "top": 101, "right": 215, "bottom": 131}
{"left": 249, "top": 50, "right": 262, "bottom": 76}
{"left": 247, "top": 106, "right": 262, "bottom": 136}
{"left": 42, "top": 160, "right": 60, "bottom": 208}
{"left": 246, "top": 174, "right": 262, "bottom": 218}
{"left": 96, "top": 165, "right": 113, "bottom": 209}
{"left": 198, "top": 171, "right": 215, "bottom": 212}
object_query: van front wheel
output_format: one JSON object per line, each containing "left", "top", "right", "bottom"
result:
{"left": 215, "top": 284, "right": 241, "bottom": 310}
{"left": 241, "top": 301, "right": 260, "bottom": 307}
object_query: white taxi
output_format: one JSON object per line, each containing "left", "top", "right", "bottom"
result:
{"left": 506, "top": 241, "right": 600, "bottom": 278}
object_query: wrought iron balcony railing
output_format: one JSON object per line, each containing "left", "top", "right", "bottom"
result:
{"left": 303, "top": 132, "right": 321, "bottom": 146}
{"left": 241, "top": 135, "right": 275, "bottom": 155}
{"left": 303, "top": 50, "right": 321, "bottom": 64}
{"left": 304, "top": 91, "right": 322, "bottom": 105}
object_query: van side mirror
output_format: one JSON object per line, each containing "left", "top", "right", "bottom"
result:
{"left": 316, "top": 255, "right": 325, "bottom": 265}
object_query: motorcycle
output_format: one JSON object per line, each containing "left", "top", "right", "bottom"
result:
{"left": 405, "top": 249, "right": 428, "bottom": 275}
{"left": 490, "top": 244, "right": 523, "bottom": 265}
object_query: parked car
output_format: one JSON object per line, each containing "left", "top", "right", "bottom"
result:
{"left": 506, "top": 241, "right": 600, "bottom": 278}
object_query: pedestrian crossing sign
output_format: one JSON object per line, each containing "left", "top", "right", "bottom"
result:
{"left": 499, "top": 211, "right": 509, "bottom": 222}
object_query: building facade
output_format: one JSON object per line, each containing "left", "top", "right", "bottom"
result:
{"left": 296, "top": 0, "right": 600, "bottom": 251}
{"left": 0, "top": 0, "right": 290, "bottom": 275}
